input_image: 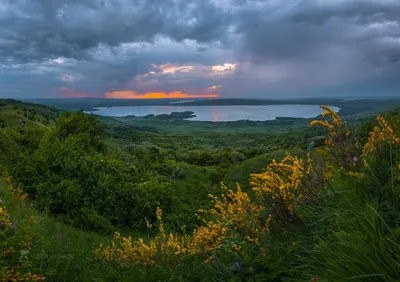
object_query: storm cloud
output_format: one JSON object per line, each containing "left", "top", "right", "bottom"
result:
{"left": 0, "top": 0, "right": 399, "bottom": 98}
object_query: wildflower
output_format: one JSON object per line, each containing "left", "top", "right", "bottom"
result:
{"left": 5, "top": 178, "right": 29, "bottom": 203}
{"left": 233, "top": 261, "right": 242, "bottom": 269}
{"left": 251, "top": 152, "right": 313, "bottom": 217}
{"left": 347, "top": 171, "right": 366, "bottom": 178}
{"left": 95, "top": 210, "right": 189, "bottom": 267}
{"left": 0, "top": 199, "right": 3, "bottom": 204}
{"left": 156, "top": 207, "right": 166, "bottom": 239}
{"left": 361, "top": 115, "right": 400, "bottom": 169}
{"left": 191, "top": 183, "right": 271, "bottom": 259}
{"left": 311, "top": 105, "right": 354, "bottom": 171}
{"left": 96, "top": 184, "right": 272, "bottom": 267}
{"left": 145, "top": 218, "right": 152, "bottom": 229}
{"left": 1, "top": 268, "right": 45, "bottom": 281}
{"left": 352, "top": 156, "right": 358, "bottom": 163}
{"left": 0, "top": 206, "right": 12, "bottom": 229}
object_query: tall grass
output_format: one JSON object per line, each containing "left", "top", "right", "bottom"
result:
{"left": 313, "top": 202, "right": 400, "bottom": 281}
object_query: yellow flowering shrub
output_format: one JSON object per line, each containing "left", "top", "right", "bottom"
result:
{"left": 0, "top": 206, "right": 12, "bottom": 230}
{"left": 250, "top": 152, "right": 313, "bottom": 219}
{"left": 0, "top": 268, "right": 45, "bottom": 282}
{"left": 310, "top": 106, "right": 400, "bottom": 173}
{"left": 94, "top": 207, "right": 190, "bottom": 267}
{"left": 362, "top": 115, "right": 400, "bottom": 158}
{"left": 191, "top": 183, "right": 271, "bottom": 262}
{"left": 4, "top": 176, "right": 28, "bottom": 203}
{"left": 310, "top": 105, "right": 355, "bottom": 171}
{"left": 310, "top": 105, "right": 343, "bottom": 137}
{"left": 322, "top": 163, "right": 335, "bottom": 183}
{"left": 95, "top": 184, "right": 272, "bottom": 266}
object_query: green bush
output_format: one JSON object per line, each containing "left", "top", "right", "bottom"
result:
{"left": 12, "top": 112, "right": 176, "bottom": 232}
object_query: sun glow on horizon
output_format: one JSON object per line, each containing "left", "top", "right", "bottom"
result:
{"left": 105, "top": 90, "right": 219, "bottom": 99}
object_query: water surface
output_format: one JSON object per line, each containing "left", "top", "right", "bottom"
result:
{"left": 87, "top": 105, "right": 340, "bottom": 122}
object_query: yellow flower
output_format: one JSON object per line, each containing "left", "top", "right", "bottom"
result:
{"left": 1, "top": 268, "right": 45, "bottom": 282}
{"left": 362, "top": 115, "right": 399, "bottom": 159}
{"left": 145, "top": 218, "right": 152, "bottom": 229}
{"left": 0, "top": 205, "right": 13, "bottom": 229}
{"left": 95, "top": 184, "right": 272, "bottom": 267}
{"left": 251, "top": 152, "right": 312, "bottom": 217}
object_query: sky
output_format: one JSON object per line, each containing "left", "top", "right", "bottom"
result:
{"left": 0, "top": 0, "right": 400, "bottom": 99}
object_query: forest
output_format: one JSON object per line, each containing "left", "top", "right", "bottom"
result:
{"left": 1, "top": 98, "right": 400, "bottom": 281}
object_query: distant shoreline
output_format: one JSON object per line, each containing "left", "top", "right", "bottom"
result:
{"left": 83, "top": 104, "right": 340, "bottom": 122}
{"left": 20, "top": 97, "right": 400, "bottom": 118}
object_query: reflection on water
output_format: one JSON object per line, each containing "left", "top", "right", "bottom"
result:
{"left": 87, "top": 105, "right": 341, "bottom": 122}
{"left": 211, "top": 106, "right": 220, "bottom": 122}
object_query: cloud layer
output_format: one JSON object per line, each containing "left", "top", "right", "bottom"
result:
{"left": 1, "top": 0, "right": 399, "bottom": 98}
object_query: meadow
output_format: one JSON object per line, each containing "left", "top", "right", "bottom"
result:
{"left": 1, "top": 99, "right": 400, "bottom": 281}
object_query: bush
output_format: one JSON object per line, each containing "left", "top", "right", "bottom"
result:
{"left": 13, "top": 112, "right": 176, "bottom": 232}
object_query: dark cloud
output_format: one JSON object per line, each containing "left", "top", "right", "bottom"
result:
{"left": 291, "top": 0, "right": 400, "bottom": 25}
{"left": 0, "top": 0, "right": 231, "bottom": 63}
{"left": 0, "top": 0, "right": 400, "bottom": 98}
{"left": 231, "top": 0, "right": 400, "bottom": 92}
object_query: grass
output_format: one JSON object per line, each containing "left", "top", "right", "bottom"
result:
{"left": 0, "top": 130, "right": 19, "bottom": 173}
{"left": 309, "top": 186, "right": 400, "bottom": 281}
{"left": 0, "top": 180, "right": 150, "bottom": 282}
{"left": 223, "top": 149, "right": 300, "bottom": 190}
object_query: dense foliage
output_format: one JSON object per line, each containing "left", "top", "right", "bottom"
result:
{"left": 8, "top": 112, "right": 178, "bottom": 233}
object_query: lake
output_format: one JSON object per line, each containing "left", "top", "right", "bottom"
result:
{"left": 86, "top": 105, "right": 340, "bottom": 122}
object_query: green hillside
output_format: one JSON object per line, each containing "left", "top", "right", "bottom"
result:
{"left": 222, "top": 149, "right": 299, "bottom": 190}
{"left": 0, "top": 99, "right": 59, "bottom": 129}
{"left": 1, "top": 99, "right": 400, "bottom": 281}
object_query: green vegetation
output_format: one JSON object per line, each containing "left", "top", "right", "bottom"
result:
{"left": 2, "top": 99, "right": 400, "bottom": 281}
{"left": 0, "top": 99, "right": 58, "bottom": 128}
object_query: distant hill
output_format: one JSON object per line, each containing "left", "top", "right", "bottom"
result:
{"left": 0, "top": 99, "right": 59, "bottom": 129}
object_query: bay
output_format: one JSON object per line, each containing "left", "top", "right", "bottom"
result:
{"left": 86, "top": 105, "right": 340, "bottom": 122}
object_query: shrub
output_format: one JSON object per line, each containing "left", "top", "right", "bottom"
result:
{"left": 13, "top": 112, "right": 176, "bottom": 232}
{"left": 310, "top": 105, "right": 358, "bottom": 171}
{"left": 250, "top": 152, "right": 319, "bottom": 221}
{"left": 95, "top": 183, "right": 272, "bottom": 267}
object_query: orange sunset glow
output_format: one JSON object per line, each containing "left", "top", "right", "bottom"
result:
{"left": 105, "top": 90, "right": 220, "bottom": 99}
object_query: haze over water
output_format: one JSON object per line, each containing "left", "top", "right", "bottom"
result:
{"left": 87, "top": 105, "right": 341, "bottom": 122}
